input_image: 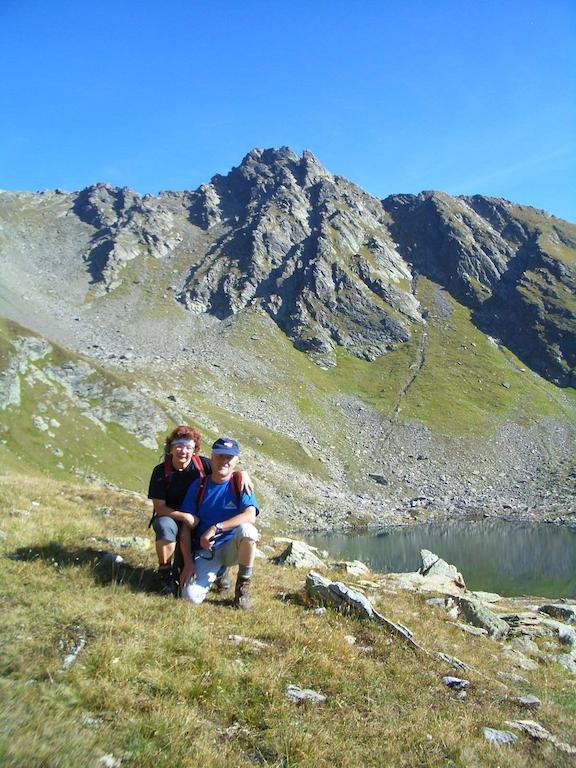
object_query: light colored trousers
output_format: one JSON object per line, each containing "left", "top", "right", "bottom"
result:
{"left": 181, "top": 523, "right": 258, "bottom": 605}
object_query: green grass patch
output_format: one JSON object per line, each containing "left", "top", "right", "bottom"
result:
{"left": 1, "top": 471, "right": 575, "bottom": 767}
{"left": 398, "top": 278, "right": 576, "bottom": 436}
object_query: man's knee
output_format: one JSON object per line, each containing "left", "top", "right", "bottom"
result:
{"left": 152, "top": 516, "right": 178, "bottom": 542}
{"left": 235, "top": 522, "right": 259, "bottom": 543}
{"left": 181, "top": 581, "right": 209, "bottom": 605}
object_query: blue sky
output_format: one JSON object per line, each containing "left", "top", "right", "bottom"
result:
{"left": 1, "top": 0, "right": 575, "bottom": 221}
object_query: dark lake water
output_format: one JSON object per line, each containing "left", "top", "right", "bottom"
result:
{"left": 308, "top": 521, "right": 576, "bottom": 598}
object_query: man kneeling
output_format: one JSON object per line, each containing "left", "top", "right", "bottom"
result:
{"left": 179, "top": 437, "right": 259, "bottom": 609}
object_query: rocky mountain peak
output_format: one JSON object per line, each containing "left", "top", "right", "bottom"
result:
{"left": 1, "top": 146, "right": 572, "bottom": 382}
{"left": 71, "top": 183, "right": 182, "bottom": 292}
{"left": 179, "top": 147, "right": 418, "bottom": 365}
{"left": 383, "top": 191, "right": 576, "bottom": 385}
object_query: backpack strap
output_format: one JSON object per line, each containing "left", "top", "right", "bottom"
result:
{"left": 191, "top": 453, "right": 205, "bottom": 478}
{"left": 195, "top": 475, "right": 210, "bottom": 514}
{"left": 163, "top": 455, "right": 172, "bottom": 481}
{"left": 231, "top": 471, "right": 243, "bottom": 503}
{"left": 195, "top": 471, "right": 243, "bottom": 515}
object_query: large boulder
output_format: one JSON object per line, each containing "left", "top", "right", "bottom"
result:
{"left": 330, "top": 559, "right": 370, "bottom": 576}
{"left": 539, "top": 603, "right": 576, "bottom": 624}
{"left": 273, "top": 541, "right": 325, "bottom": 569}
{"left": 454, "top": 595, "right": 509, "bottom": 640}
{"left": 419, "top": 549, "right": 466, "bottom": 588}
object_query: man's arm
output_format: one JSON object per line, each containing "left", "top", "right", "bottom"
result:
{"left": 199, "top": 506, "right": 257, "bottom": 551}
{"left": 151, "top": 499, "right": 198, "bottom": 529}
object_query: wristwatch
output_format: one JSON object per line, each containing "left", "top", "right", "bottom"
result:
{"left": 215, "top": 522, "right": 224, "bottom": 533}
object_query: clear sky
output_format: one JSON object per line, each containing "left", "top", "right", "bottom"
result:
{"left": 1, "top": 0, "right": 575, "bottom": 221}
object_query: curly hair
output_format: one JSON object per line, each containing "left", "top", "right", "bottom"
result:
{"left": 164, "top": 425, "right": 201, "bottom": 454}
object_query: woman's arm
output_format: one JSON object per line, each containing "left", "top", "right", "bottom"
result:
{"left": 237, "top": 470, "right": 254, "bottom": 495}
{"left": 152, "top": 499, "right": 198, "bottom": 528}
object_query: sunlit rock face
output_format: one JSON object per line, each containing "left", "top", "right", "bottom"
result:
{"left": 179, "top": 147, "right": 419, "bottom": 366}
{"left": 0, "top": 146, "right": 574, "bottom": 381}
{"left": 383, "top": 191, "right": 576, "bottom": 386}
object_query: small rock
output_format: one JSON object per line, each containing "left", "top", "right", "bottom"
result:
{"left": 330, "top": 560, "right": 370, "bottom": 576}
{"left": 62, "top": 638, "right": 86, "bottom": 669}
{"left": 456, "top": 595, "right": 508, "bottom": 639}
{"left": 470, "top": 590, "right": 502, "bottom": 603}
{"left": 451, "top": 622, "right": 487, "bottom": 637}
{"left": 99, "top": 756, "right": 122, "bottom": 768}
{"left": 506, "top": 719, "right": 576, "bottom": 754}
{"left": 83, "top": 716, "right": 103, "bottom": 728}
{"left": 558, "top": 654, "right": 576, "bottom": 675}
{"left": 497, "top": 671, "right": 528, "bottom": 685}
{"left": 509, "top": 636, "right": 540, "bottom": 656}
{"left": 344, "top": 635, "right": 356, "bottom": 645}
{"left": 558, "top": 625, "right": 576, "bottom": 646}
{"left": 483, "top": 727, "right": 517, "bottom": 745}
{"left": 368, "top": 474, "right": 388, "bottom": 485}
{"left": 442, "top": 676, "right": 469, "bottom": 690}
{"left": 100, "top": 536, "right": 150, "bottom": 551}
{"left": 510, "top": 695, "right": 541, "bottom": 710}
{"left": 228, "top": 635, "right": 268, "bottom": 652}
{"left": 436, "top": 652, "right": 468, "bottom": 671}
{"left": 502, "top": 648, "right": 538, "bottom": 671}
{"left": 285, "top": 685, "right": 326, "bottom": 704}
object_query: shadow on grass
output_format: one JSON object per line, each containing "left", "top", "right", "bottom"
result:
{"left": 9, "top": 542, "right": 159, "bottom": 594}
{"left": 274, "top": 589, "right": 308, "bottom": 607}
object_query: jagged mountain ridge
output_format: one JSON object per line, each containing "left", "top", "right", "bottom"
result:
{"left": 1, "top": 149, "right": 575, "bottom": 521}
{"left": 2, "top": 146, "right": 573, "bottom": 383}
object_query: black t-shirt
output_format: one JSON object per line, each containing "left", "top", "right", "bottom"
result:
{"left": 147, "top": 455, "right": 212, "bottom": 510}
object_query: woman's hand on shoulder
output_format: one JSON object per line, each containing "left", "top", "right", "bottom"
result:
{"left": 239, "top": 470, "right": 254, "bottom": 495}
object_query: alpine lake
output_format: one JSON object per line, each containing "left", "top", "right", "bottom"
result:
{"left": 308, "top": 519, "right": 576, "bottom": 598}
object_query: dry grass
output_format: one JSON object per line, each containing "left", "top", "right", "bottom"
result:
{"left": 1, "top": 471, "right": 575, "bottom": 767}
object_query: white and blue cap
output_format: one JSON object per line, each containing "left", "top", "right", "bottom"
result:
{"left": 212, "top": 437, "right": 239, "bottom": 456}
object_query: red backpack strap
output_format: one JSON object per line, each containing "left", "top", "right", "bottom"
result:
{"left": 195, "top": 475, "right": 209, "bottom": 514}
{"left": 164, "top": 455, "right": 172, "bottom": 481}
{"left": 191, "top": 453, "right": 204, "bottom": 478}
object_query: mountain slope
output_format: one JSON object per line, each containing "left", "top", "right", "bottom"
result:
{"left": 0, "top": 148, "right": 574, "bottom": 520}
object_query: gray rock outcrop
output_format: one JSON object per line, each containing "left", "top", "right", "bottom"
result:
{"left": 273, "top": 540, "right": 326, "bottom": 569}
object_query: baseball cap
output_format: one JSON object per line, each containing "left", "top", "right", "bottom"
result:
{"left": 211, "top": 437, "right": 240, "bottom": 456}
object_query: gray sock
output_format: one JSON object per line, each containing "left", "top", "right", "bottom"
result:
{"left": 238, "top": 565, "right": 253, "bottom": 580}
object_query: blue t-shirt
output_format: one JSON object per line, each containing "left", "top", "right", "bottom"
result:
{"left": 181, "top": 477, "right": 259, "bottom": 550}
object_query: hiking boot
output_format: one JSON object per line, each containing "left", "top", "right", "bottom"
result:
{"left": 158, "top": 565, "right": 178, "bottom": 598}
{"left": 234, "top": 576, "right": 252, "bottom": 610}
{"left": 213, "top": 566, "right": 231, "bottom": 593}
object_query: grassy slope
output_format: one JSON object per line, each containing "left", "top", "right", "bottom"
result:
{"left": 1, "top": 472, "right": 575, "bottom": 768}
{"left": 225, "top": 287, "right": 575, "bottom": 442}
{"left": 3, "top": 282, "right": 574, "bottom": 503}
{"left": 0, "top": 317, "right": 327, "bottom": 499}
{"left": 398, "top": 279, "right": 575, "bottom": 436}
{"left": 0, "top": 317, "right": 158, "bottom": 489}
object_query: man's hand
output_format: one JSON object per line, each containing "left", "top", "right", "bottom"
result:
{"left": 180, "top": 561, "right": 195, "bottom": 587}
{"left": 200, "top": 525, "right": 217, "bottom": 551}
